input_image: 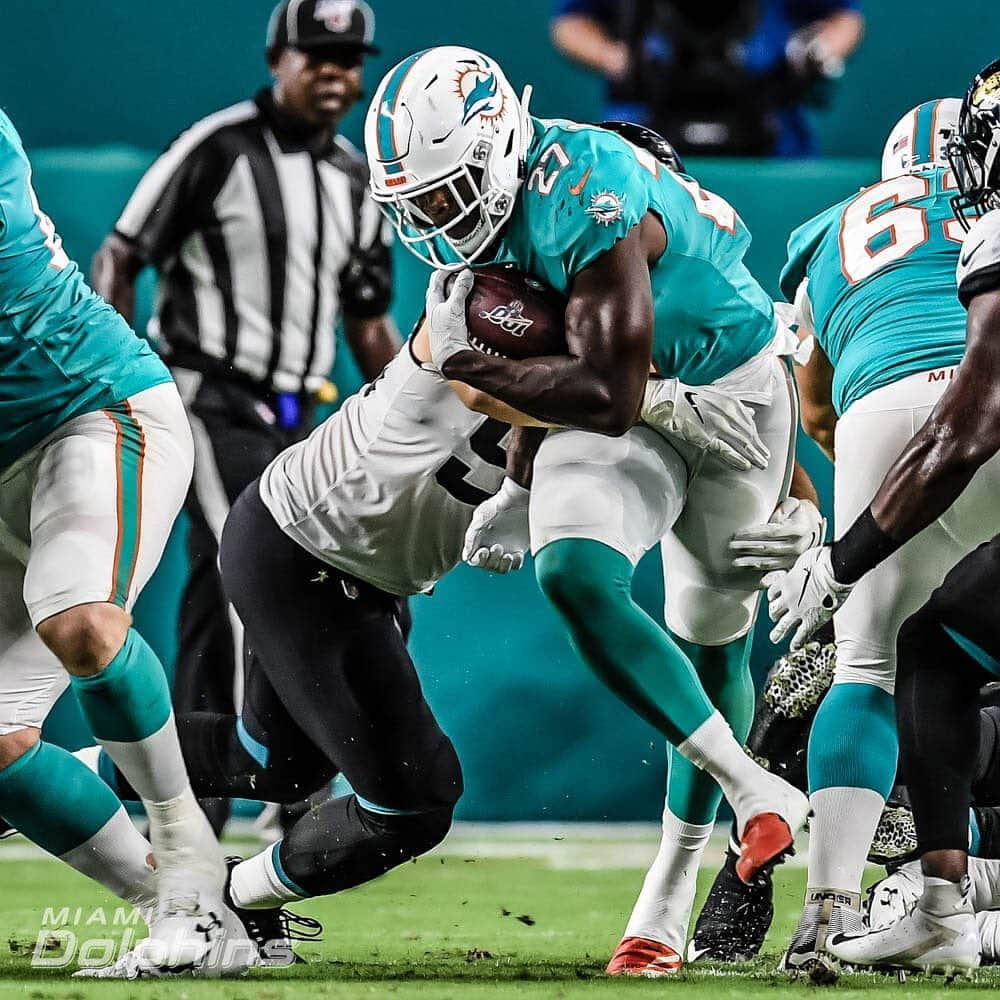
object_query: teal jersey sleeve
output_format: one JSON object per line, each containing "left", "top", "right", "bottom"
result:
{"left": 783, "top": 169, "right": 968, "bottom": 415}
{"left": 496, "top": 120, "right": 649, "bottom": 291}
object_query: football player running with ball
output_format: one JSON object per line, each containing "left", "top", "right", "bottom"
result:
{"left": 767, "top": 59, "right": 1000, "bottom": 976}
{"left": 773, "top": 97, "right": 1000, "bottom": 977}
{"left": 366, "top": 46, "right": 820, "bottom": 974}
{"left": 0, "top": 110, "right": 250, "bottom": 976}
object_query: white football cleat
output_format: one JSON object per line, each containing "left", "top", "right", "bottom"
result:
{"left": 781, "top": 889, "right": 864, "bottom": 982}
{"left": 74, "top": 895, "right": 255, "bottom": 979}
{"left": 732, "top": 767, "right": 810, "bottom": 884}
{"left": 829, "top": 878, "right": 980, "bottom": 977}
{"left": 865, "top": 861, "right": 923, "bottom": 931}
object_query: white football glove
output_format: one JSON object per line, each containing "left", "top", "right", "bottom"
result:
{"left": 462, "top": 477, "right": 531, "bottom": 574}
{"left": 764, "top": 545, "right": 854, "bottom": 650}
{"left": 641, "top": 378, "right": 770, "bottom": 472}
{"left": 426, "top": 268, "right": 474, "bottom": 370}
{"left": 729, "top": 497, "right": 826, "bottom": 573}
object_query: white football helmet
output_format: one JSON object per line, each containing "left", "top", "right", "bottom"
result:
{"left": 881, "top": 98, "right": 962, "bottom": 180}
{"left": 365, "top": 46, "right": 533, "bottom": 269}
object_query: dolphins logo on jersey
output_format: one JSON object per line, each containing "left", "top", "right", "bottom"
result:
{"left": 478, "top": 299, "right": 534, "bottom": 336}
{"left": 455, "top": 66, "right": 505, "bottom": 125}
{"left": 586, "top": 190, "right": 626, "bottom": 226}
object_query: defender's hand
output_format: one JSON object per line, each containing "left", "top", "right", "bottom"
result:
{"left": 764, "top": 545, "right": 853, "bottom": 650}
{"left": 462, "top": 478, "right": 531, "bottom": 574}
{"left": 730, "top": 498, "right": 826, "bottom": 572}
{"left": 426, "top": 269, "right": 474, "bottom": 371}
{"left": 641, "top": 379, "right": 770, "bottom": 472}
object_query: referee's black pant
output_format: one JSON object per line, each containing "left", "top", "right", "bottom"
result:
{"left": 172, "top": 369, "right": 316, "bottom": 833}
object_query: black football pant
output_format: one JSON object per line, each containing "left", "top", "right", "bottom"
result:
{"left": 134, "top": 483, "right": 460, "bottom": 897}
{"left": 896, "top": 535, "right": 1000, "bottom": 856}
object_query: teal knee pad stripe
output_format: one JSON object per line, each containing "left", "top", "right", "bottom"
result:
{"left": 943, "top": 626, "right": 1000, "bottom": 678}
{"left": 272, "top": 842, "right": 308, "bottom": 897}
{"left": 71, "top": 628, "right": 171, "bottom": 743}
{"left": 808, "top": 683, "right": 897, "bottom": 797}
{"left": 0, "top": 742, "right": 120, "bottom": 857}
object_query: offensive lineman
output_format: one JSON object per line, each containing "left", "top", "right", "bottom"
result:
{"left": 768, "top": 60, "right": 1000, "bottom": 974}
{"left": 366, "top": 45, "right": 814, "bottom": 974}
{"left": 0, "top": 109, "right": 250, "bottom": 976}
{"left": 774, "top": 99, "right": 1000, "bottom": 974}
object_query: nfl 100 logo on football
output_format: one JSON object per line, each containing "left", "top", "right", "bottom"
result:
{"left": 478, "top": 299, "right": 534, "bottom": 337}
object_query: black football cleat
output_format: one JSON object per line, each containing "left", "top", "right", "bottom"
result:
{"left": 687, "top": 849, "right": 774, "bottom": 963}
{"left": 223, "top": 857, "right": 322, "bottom": 966}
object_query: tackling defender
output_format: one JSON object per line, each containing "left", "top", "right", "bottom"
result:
{"left": 773, "top": 98, "right": 1000, "bottom": 974}
{"left": 0, "top": 109, "right": 249, "bottom": 976}
{"left": 767, "top": 59, "right": 1000, "bottom": 974}
{"left": 366, "top": 45, "right": 815, "bottom": 974}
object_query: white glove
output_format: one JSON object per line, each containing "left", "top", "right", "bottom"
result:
{"left": 764, "top": 545, "right": 854, "bottom": 650}
{"left": 462, "top": 477, "right": 531, "bottom": 574}
{"left": 426, "top": 268, "right": 474, "bottom": 370}
{"left": 729, "top": 497, "right": 826, "bottom": 572}
{"left": 641, "top": 378, "right": 770, "bottom": 472}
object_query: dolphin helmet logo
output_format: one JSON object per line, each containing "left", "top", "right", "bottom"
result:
{"left": 455, "top": 66, "right": 505, "bottom": 125}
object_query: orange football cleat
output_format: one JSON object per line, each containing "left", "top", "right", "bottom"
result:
{"left": 736, "top": 812, "right": 794, "bottom": 884}
{"left": 606, "top": 936, "right": 682, "bottom": 977}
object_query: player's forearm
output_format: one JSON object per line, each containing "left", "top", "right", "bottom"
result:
{"left": 440, "top": 349, "right": 640, "bottom": 436}
{"left": 550, "top": 15, "right": 629, "bottom": 79}
{"left": 91, "top": 233, "right": 143, "bottom": 324}
{"left": 344, "top": 314, "right": 401, "bottom": 382}
{"left": 506, "top": 426, "right": 548, "bottom": 488}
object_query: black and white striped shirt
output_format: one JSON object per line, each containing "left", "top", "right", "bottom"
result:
{"left": 115, "top": 89, "right": 392, "bottom": 393}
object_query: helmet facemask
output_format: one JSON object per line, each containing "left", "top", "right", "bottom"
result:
{"left": 949, "top": 68, "right": 1000, "bottom": 230}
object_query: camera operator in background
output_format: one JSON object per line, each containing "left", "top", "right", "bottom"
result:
{"left": 551, "top": 0, "right": 864, "bottom": 157}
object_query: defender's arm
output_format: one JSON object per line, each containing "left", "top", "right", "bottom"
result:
{"left": 91, "top": 232, "right": 145, "bottom": 324}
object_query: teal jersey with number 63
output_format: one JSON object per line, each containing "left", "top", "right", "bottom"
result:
{"left": 780, "top": 166, "right": 968, "bottom": 416}
{"left": 0, "top": 109, "right": 170, "bottom": 469}
{"left": 481, "top": 118, "right": 777, "bottom": 386}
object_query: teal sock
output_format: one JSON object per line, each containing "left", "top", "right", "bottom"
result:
{"left": 535, "top": 538, "right": 715, "bottom": 746}
{"left": 0, "top": 742, "right": 120, "bottom": 857}
{"left": 71, "top": 628, "right": 171, "bottom": 744}
{"left": 808, "top": 682, "right": 898, "bottom": 796}
{"left": 666, "top": 633, "right": 756, "bottom": 825}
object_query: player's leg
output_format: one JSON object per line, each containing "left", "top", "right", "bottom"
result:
{"left": 24, "top": 384, "right": 248, "bottom": 974}
{"left": 621, "top": 357, "right": 794, "bottom": 967}
{"left": 689, "top": 631, "right": 837, "bottom": 962}
{"left": 0, "top": 540, "right": 157, "bottom": 914}
{"left": 216, "top": 484, "right": 461, "bottom": 909}
{"left": 829, "top": 543, "right": 1000, "bottom": 973}
{"left": 531, "top": 426, "right": 807, "bottom": 886}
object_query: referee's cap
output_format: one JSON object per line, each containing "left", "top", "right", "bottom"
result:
{"left": 267, "top": 0, "right": 379, "bottom": 57}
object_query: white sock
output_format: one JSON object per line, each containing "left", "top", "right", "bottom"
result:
{"left": 59, "top": 808, "right": 157, "bottom": 914}
{"left": 230, "top": 843, "right": 307, "bottom": 909}
{"left": 806, "top": 786, "right": 885, "bottom": 896}
{"left": 676, "top": 713, "right": 771, "bottom": 830}
{"left": 71, "top": 745, "right": 102, "bottom": 774}
{"left": 101, "top": 714, "right": 190, "bottom": 804}
{"left": 144, "top": 786, "right": 224, "bottom": 895}
{"left": 622, "top": 807, "right": 712, "bottom": 954}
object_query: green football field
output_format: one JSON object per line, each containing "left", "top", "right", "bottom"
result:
{"left": 0, "top": 828, "right": 993, "bottom": 999}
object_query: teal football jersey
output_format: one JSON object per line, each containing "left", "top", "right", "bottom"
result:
{"left": 0, "top": 110, "right": 169, "bottom": 469}
{"left": 484, "top": 118, "right": 776, "bottom": 386}
{"left": 780, "top": 167, "right": 968, "bottom": 416}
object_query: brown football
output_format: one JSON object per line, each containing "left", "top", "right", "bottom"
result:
{"left": 447, "top": 265, "right": 567, "bottom": 360}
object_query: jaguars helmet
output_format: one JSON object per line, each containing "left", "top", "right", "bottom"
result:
{"left": 596, "top": 121, "right": 687, "bottom": 176}
{"left": 948, "top": 58, "right": 1000, "bottom": 228}
{"left": 365, "top": 47, "right": 533, "bottom": 269}
{"left": 880, "top": 98, "right": 961, "bottom": 181}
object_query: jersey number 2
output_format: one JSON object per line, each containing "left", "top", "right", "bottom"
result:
{"left": 839, "top": 173, "right": 964, "bottom": 284}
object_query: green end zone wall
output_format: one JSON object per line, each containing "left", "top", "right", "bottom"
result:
{"left": 34, "top": 149, "right": 865, "bottom": 820}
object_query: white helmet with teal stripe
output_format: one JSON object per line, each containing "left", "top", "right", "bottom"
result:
{"left": 365, "top": 46, "right": 533, "bottom": 269}
{"left": 881, "top": 99, "right": 962, "bottom": 180}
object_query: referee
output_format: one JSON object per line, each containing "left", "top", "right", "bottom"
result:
{"left": 92, "top": 0, "right": 399, "bottom": 834}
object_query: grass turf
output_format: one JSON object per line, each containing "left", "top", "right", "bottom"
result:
{"left": 0, "top": 840, "right": 994, "bottom": 998}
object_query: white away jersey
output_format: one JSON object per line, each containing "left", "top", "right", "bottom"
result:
{"left": 957, "top": 209, "right": 1000, "bottom": 308}
{"left": 258, "top": 342, "right": 509, "bottom": 595}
